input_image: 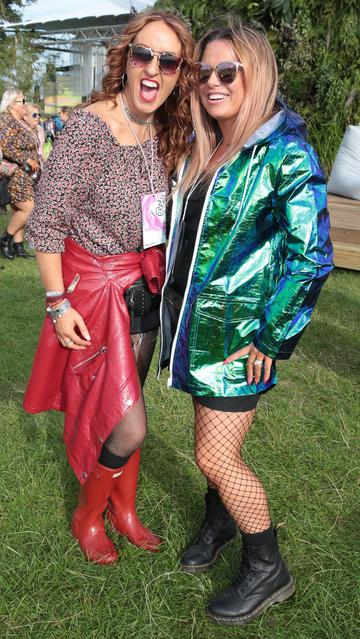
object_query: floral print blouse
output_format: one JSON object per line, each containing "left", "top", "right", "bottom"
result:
{"left": 26, "top": 109, "right": 170, "bottom": 254}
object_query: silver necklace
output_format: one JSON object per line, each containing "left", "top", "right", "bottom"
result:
{"left": 120, "top": 92, "right": 155, "bottom": 195}
{"left": 121, "top": 93, "right": 154, "bottom": 126}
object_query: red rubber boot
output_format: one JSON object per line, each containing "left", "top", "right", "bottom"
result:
{"left": 71, "top": 463, "right": 123, "bottom": 564}
{"left": 107, "top": 448, "right": 162, "bottom": 551}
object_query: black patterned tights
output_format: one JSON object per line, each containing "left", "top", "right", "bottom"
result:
{"left": 194, "top": 401, "right": 271, "bottom": 534}
{"left": 104, "top": 329, "right": 157, "bottom": 458}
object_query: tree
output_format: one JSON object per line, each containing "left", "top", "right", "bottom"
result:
{"left": 0, "top": 1, "right": 34, "bottom": 23}
{"left": 0, "top": 1, "right": 40, "bottom": 99}
{"left": 155, "top": 0, "right": 360, "bottom": 171}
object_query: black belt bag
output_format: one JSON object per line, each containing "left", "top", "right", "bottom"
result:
{"left": 124, "top": 277, "right": 161, "bottom": 334}
{"left": 124, "top": 277, "right": 161, "bottom": 317}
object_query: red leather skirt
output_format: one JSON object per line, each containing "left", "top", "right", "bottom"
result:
{"left": 23, "top": 238, "right": 165, "bottom": 483}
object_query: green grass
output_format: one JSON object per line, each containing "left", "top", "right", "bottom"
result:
{"left": 0, "top": 238, "right": 359, "bottom": 639}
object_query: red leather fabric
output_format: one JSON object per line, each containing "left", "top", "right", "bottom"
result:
{"left": 23, "top": 238, "right": 165, "bottom": 483}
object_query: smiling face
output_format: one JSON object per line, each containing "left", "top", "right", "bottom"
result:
{"left": 198, "top": 39, "right": 245, "bottom": 128}
{"left": 124, "top": 19, "right": 182, "bottom": 118}
{"left": 24, "top": 105, "right": 40, "bottom": 129}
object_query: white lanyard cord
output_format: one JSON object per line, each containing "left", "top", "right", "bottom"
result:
{"left": 120, "top": 93, "right": 155, "bottom": 195}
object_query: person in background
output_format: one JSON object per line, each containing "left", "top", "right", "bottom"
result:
{"left": 160, "top": 19, "right": 333, "bottom": 626}
{"left": 24, "top": 10, "right": 194, "bottom": 565}
{"left": 59, "top": 106, "right": 70, "bottom": 129}
{"left": 24, "top": 103, "right": 46, "bottom": 168}
{"left": 0, "top": 89, "right": 39, "bottom": 259}
{"left": 44, "top": 115, "right": 55, "bottom": 143}
{"left": 0, "top": 150, "right": 17, "bottom": 261}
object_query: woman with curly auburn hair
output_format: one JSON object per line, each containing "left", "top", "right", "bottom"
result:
{"left": 23, "top": 10, "right": 194, "bottom": 565}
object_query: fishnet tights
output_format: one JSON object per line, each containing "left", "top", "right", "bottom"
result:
{"left": 194, "top": 401, "right": 271, "bottom": 534}
{"left": 104, "top": 329, "right": 157, "bottom": 458}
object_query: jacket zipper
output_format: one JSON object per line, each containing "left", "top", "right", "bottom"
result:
{"left": 72, "top": 345, "right": 107, "bottom": 371}
{"left": 163, "top": 144, "right": 258, "bottom": 386}
{"left": 158, "top": 162, "right": 186, "bottom": 377}
{"left": 161, "top": 167, "right": 220, "bottom": 383}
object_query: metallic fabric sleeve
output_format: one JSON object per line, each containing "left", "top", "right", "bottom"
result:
{"left": 253, "top": 144, "right": 334, "bottom": 360}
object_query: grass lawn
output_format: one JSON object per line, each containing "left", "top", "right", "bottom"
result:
{"left": 0, "top": 236, "right": 359, "bottom": 639}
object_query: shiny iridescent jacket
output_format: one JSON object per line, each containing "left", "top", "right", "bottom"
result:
{"left": 159, "top": 104, "right": 334, "bottom": 397}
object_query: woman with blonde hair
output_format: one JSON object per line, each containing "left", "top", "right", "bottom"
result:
{"left": 160, "top": 19, "right": 333, "bottom": 625}
{"left": 0, "top": 89, "right": 39, "bottom": 259}
{"left": 24, "top": 103, "right": 46, "bottom": 168}
{"left": 24, "top": 10, "right": 194, "bottom": 564}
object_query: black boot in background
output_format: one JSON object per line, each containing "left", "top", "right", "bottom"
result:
{"left": 207, "top": 528, "right": 295, "bottom": 626}
{"left": 180, "top": 487, "right": 237, "bottom": 573}
{"left": 13, "top": 241, "right": 35, "bottom": 258}
{"left": 0, "top": 231, "right": 14, "bottom": 259}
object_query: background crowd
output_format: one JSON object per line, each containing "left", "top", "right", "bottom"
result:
{"left": 0, "top": 93, "right": 71, "bottom": 262}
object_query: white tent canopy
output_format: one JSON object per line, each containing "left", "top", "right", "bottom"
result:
{"left": 5, "top": 0, "right": 151, "bottom": 27}
{"left": 1, "top": 0, "right": 154, "bottom": 110}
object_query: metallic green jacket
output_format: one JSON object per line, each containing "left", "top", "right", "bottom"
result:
{"left": 160, "top": 104, "right": 333, "bottom": 397}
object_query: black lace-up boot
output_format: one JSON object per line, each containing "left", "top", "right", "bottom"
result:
{"left": 207, "top": 528, "right": 295, "bottom": 625}
{"left": 180, "top": 487, "right": 237, "bottom": 573}
{"left": 12, "top": 241, "right": 35, "bottom": 258}
{"left": 0, "top": 231, "right": 14, "bottom": 259}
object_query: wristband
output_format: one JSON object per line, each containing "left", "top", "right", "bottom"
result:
{"left": 47, "top": 298, "right": 71, "bottom": 323}
{"left": 46, "top": 290, "right": 65, "bottom": 298}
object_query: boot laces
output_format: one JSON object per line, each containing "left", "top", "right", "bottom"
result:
{"left": 199, "top": 497, "right": 224, "bottom": 540}
{"left": 233, "top": 549, "right": 258, "bottom": 590}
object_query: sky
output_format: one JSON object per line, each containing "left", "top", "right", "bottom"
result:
{"left": 18, "top": 0, "right": 154, "bottom": 24}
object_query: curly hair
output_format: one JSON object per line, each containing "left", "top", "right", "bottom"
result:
{"left": 88, "top": 10, "right": 195, "bottom": 175}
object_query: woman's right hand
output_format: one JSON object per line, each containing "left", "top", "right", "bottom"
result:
{"left": 26, "top": 158, "right": 40, "bottom": 174}
{"left": 54, "top": 307, "right": 91, "bottom": 350}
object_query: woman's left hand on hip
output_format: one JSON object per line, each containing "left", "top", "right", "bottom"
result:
{"left": 224, "top": 343, "right": 273, "bottom": 385}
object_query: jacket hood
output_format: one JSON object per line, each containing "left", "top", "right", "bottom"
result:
{"left": 244, "top": 96, "right": 308, "bottom": 149}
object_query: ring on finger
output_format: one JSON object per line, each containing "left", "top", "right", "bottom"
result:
{"left": 64, "top": 338, "right": 73, "bottom": 346}
{"left": 254, "top": 359, "right": 264, "bottom": 366}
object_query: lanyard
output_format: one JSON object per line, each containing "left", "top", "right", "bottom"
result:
{"left": 120, "top": 93, "right": 155, "bottom": 195}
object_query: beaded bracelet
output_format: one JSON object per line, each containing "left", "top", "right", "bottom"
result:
{"left": 47, "top": 293, "right": 68, "bottom": 308}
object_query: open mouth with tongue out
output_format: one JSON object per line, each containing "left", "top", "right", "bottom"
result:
{"left": 140, "top": 78, "right": 160, "bottom": 103}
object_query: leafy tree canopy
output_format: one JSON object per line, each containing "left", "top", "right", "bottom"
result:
{"left": 0, "top": 2, "right": 39, "bottom": 98}
{"left": 0, "top": 1, "right": 35, "bottom": 23}
{"left": 155, "top": 0, "right": 360, "bottom": 170}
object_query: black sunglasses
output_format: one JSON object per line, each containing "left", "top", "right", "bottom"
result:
{"left": 32, "top": 112, "right": 40, "bottom": 118}
{"left": 129, "top": 43, "right": 183, "bottom": 76}
{"left": 15, "top": 98, "right": 26, "bottom": 105}
{"left": 196, "top": 61, "right": 243, "bottom": 85}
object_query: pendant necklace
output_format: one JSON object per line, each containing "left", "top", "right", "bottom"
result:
{"left": 120, "top": 92, "right": 154, "bottom": 193}
{"left": 120, "top": 93, "right": 166, "bottom": 219}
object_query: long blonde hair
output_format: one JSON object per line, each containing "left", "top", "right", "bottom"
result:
{"left": 182, "top": 18, "right": 278, "bottom": 192}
